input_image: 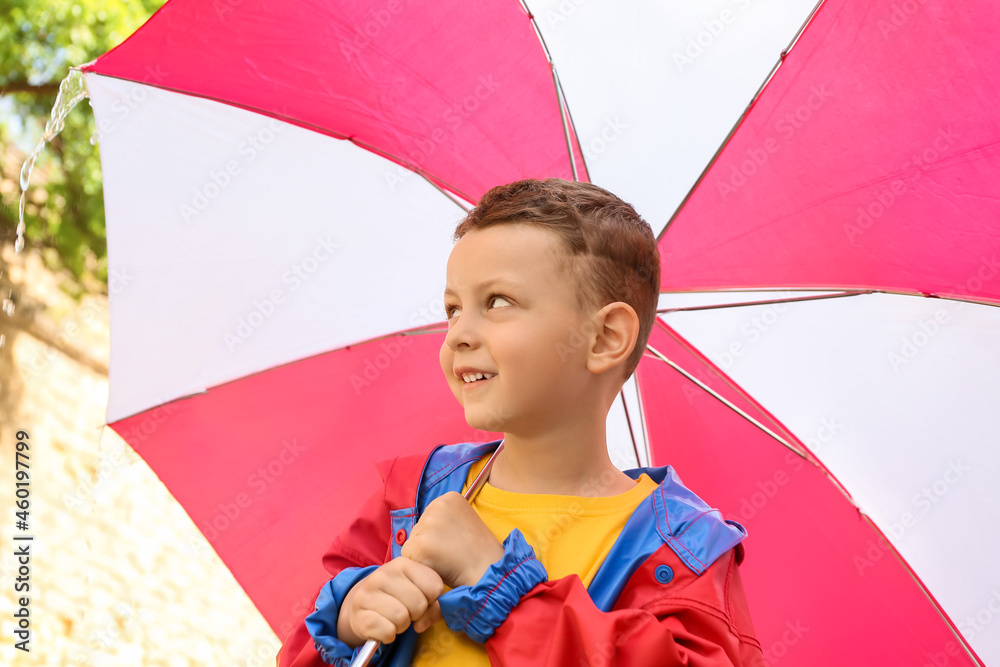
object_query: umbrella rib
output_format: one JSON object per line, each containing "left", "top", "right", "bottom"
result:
{"left": 550, "top": 67, "right": 580, "bottom": 182}
{"left": 342, "top": 137, "right": 477, "bottom": 206}
{"left": 633, "top": 370, "right": 653, "bottom": 467}
{"left": 657, "top": 288, "right": 1000, "bottom": 310}
{"left": 554, "top": 68, "right": 590, "bottom": 182}
{"left": 417, "top": 172, "right": 473, "bottom": 212}
{"left": 618, "top": 386, "right": 642, "bottom": 469}
{"left": 645, "top": 343, "right": 807, "bottom": 459}
{"left": 521, "top": 0, "right": 587, "bottom": 182}
{"left": 658, "top": 290, "right": 869, "bottom": 314}
{"left": 103, "top": 324, "right": 455, "bottom": 425}
{"left": 81, "top": 71, "right": 480, "bottom": 207}
{"left": 656, "top": 0, "right": 830, "bottom": 242}
{"left": 857, "top": 511, "right": 989, "bottom": 666}
{"left": 651, "top": 319, "right": 866, "bottom": 512}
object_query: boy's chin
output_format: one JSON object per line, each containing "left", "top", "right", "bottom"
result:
{"left": 463, "top": 406, "right": 512, "bottom": 434}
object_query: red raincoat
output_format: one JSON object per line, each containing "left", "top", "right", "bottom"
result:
{"left": 278, "top": 441, "right": 764, "bottom": 666}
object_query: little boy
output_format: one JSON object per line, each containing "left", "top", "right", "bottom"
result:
{"left": 278, "top": 179, "right": 762, "bottom": 666}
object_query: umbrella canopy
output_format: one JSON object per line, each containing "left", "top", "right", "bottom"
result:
{"left": 79, "top": 0, "right": 999, "bottom": 664}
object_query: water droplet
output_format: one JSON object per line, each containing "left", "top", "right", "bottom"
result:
{"left": 0, "top": 334, "right": 5, "bottom": 349}
{"left": 2, "top": 298, "right": 13, "bottom": 316}
{"left": 90, "top": 131, "right": 99, "bottom": 146}
{"left": 19, "top": 156, "right": 36, "bottom": 192}
{"left": 16, "top": 68, "right": 90, "bottom": 256}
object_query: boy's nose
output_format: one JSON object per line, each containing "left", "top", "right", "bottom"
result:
{"left": 444, "top": 313, "right": 479, "bottom": 349}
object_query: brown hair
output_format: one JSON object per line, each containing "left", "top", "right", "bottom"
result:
{"left": 453, "top": 178, "right": 660, "bottom": 379}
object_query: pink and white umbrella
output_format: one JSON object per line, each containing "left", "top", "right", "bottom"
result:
{"left": 79, "top": 0, "right": 999, "bottom": 664}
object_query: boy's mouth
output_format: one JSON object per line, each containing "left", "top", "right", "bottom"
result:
{"left": 462, "top": 374, "right": 495, "bottom": 391}
{"left": 458, "top": 370, "right": 497, "bottom": 386}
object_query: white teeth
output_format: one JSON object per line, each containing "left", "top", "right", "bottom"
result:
{"left": 462, "top": 372, "right": 497, "bottom": 383}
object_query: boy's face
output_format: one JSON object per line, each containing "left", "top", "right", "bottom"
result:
{"left": 440, "top": 223, "right": 596, "bottom": 434}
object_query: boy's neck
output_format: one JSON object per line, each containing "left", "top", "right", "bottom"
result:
{"left": 486, "top": 427, "right": 636, "bottom": 497}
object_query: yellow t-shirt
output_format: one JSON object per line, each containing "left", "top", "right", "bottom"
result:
{"left": 412, "top": 454, "right": 659, "bottom": 666}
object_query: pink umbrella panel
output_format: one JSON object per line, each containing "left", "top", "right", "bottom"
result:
{"left": 80, "top": 0, "right": 1000, "bottom": 664}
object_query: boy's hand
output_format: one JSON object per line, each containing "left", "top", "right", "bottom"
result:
{"left": 401, "top": 492, "right": 505, "bottom": 589}
{"left": 337, "top": 557, "right": 444, "bottom": 646}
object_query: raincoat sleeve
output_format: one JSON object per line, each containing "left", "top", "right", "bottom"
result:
{"left": 441, "top": 539, "right": 763, "bottom": 667}
{"left": 277, "top": 483, "right": 393, "bottom": 667}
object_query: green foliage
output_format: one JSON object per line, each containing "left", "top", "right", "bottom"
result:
{"left": 1, "top": 0, "right": 166, "bottom": 296}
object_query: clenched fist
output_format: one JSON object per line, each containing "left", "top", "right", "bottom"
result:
{"left": 401, "top": 491, "right": 505, "bottom": 589}
{"left": 337, "top": 557, "right": 445, "bottom": 646}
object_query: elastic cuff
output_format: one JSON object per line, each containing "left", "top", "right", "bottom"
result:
{"left": 305, "top": 565, "right": 386, "bottom": 665}
{"left": 437, "top": 528, "right": 548, "bottom": 643}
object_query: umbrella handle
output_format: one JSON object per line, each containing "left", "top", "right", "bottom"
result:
{"left": 348, "top": 440, "right": 505, "bottom": 667}
{"left": 351, "top": 641, "right": 379, "bottom": 667}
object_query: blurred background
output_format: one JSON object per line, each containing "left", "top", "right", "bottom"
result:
{"left": 1, "top": 2, "right": 277, "bottom": 664}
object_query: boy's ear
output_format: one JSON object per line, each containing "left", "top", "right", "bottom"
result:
{"left": 586, "top": 301, "right": 639, "bottom": 376}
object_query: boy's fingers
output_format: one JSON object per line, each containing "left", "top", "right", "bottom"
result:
{"left": 376, "top": 573, "right": 433, "bottom": 624}
{"left": 397, "top": 557, "right": 446, "bottom": 601}
{"left": 354, "top": 600, "right": 405, "bottom": 645}
{"left": 414, "top": 600, "right": 443, "bottom": 633}
{"left": 352, "top": 558, "right": 446, "bottom": 642}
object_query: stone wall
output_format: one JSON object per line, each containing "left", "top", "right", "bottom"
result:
{"left": 0, "top": 243, "right": 278, "bottom": 666}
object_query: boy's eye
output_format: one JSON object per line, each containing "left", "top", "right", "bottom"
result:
{"left": 444, "top": 294, "right": 511, "bottom": 320}
{"left": 489, "top": 294, "right": 512, "bottom": 309}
